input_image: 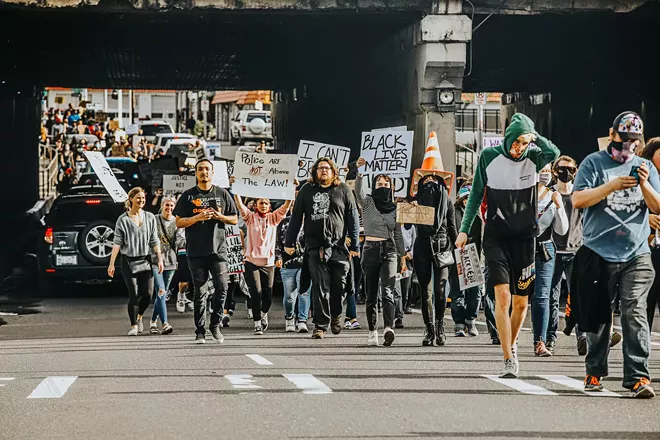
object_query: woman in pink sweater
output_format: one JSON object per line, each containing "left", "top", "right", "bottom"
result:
{"left": 234, "top": 195, "right": 292, "bottom": 334}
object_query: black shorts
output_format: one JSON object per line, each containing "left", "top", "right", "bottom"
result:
{"left": 177, "top": 254, "right": 191, "bottom": 283}
{"left": 483, "top": 234, "right": 535, "bottom": 296}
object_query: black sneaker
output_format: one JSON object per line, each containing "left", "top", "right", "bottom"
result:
{"left": 610, "top": 331, "right": 622, "bottom": 348}
{"left": 210, "top": 326, "right": 224, "bottom": 343}
{"left": 195, "top": 334, "right": 206, "bottom": 344}
{"left": 546, "top": 340, "right": 556, "bottom": 354}
{"left": 394, "top": 318, "right": 404, "bottom": 329}
{"left": 311, "top": 328, "right": 326, "bottom": 339}
{"left": 577, "top": 334, "right": 587, "bottom": 356}
{"left": 492, "top": 337, "right": 500, "bottom": 345}
{"left": 584, "top": 375, "right": 603, "bottom": 392}
{"left": 331, "top": 317, "right": 342, "bottom": 335}
{"left": 404, "top": 307, "right": 412, "bottom": 315}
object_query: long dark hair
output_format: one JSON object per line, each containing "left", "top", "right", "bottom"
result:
{"left": 309, "top": 157, "right": 341, "bottom": 187}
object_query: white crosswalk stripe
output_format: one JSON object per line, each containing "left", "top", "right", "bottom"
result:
{"left": 483, "top": 375, "right": 557, "bottom": 396}
{"left": 538, "top": 375, "right": 622, "bottom": 398}
{"left": 283, "top": 374, "right": 332, "bottom": 394}
{"left": 28, "top": 376, "right": 77, "bottom": 399}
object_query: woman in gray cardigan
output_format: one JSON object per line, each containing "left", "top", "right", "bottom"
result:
{"left": 108, "top": 187, "right": 164, "bottom": 336}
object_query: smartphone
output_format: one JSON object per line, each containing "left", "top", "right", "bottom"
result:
{"left": 630, "top": 165, "right": 641, "bottom": 183}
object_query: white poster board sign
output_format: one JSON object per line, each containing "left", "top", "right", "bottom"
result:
{"left": 297, "top": 140, "right": 350, "bottom": 181}
{"left": 359, "top": 129, "right": 414, "bottom": 197}
{"left": 163, "top": 175, "right": 195, "bottom": 196}
{"left": 454, "top": 243, "right": 485, "bottom": 290}
{"left": 226, "top": 224, "right": 245, "bottom": 274}
{"left": 371, "top": 126, "right": 407, "bottom": 133}
{"left": 212, "top": 160, "right": 230, "bottom": 188}
{"left": 483, "top": 137, "right": 504, "bottom": 149}
{"left": 83, "top": 151, "right": 129, "bottom": 202}
{"left": 233, "top": 152, "right": 298, "bottom": 199}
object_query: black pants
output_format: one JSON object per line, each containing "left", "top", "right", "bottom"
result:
{"left": 188, "top": 254, "right": 229, "bottom": 336}
{"left": 362, "top": 241, "right": 397, "bottom": 331}
{"left": 647, "top": 247, "right": 660, "bottom": 327}
{"left": 244, "top": 261, "right": 275, "bottom": 322}
{"left": 413, "top": 238, "right": 449, "bottom": 325}
{"left": 398, "top": 259, "right": 413, "bottom": 316}
{"left": 121, "top": 256, "right": 154, "bottom": 326}
{"left": 307, "top": 247, "right": 350, "bottom": 331}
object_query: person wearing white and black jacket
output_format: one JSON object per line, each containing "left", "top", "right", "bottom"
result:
{"left": 108, "top": 187, "right": 163, "bottom": 336}
{"left": 354, "top": 159, "right": 406, "bottom": 346}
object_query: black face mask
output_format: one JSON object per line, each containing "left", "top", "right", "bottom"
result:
{"left": 556, "top": 168, "right": 575, "bottom": 183}
{"left": 372, "top": 187, "right": 396, "bottom": 214}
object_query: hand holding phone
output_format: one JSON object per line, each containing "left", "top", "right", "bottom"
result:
{"left": 630, "top": 165, "right": 641, "bottom": 183}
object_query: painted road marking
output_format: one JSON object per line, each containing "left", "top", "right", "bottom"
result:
{"left": 483, "top": 375, "right": 557, "bottom": 396}
{"left": 28, "top": 376, "right": 77, "bottom": 399}
{"left": 0, "top": 378, "right": 15, "bottom": 381}
{"left": 245, "top": 354, "right": 274, "bottom": 366}
{"left": 225, "top": 374, "right": 262, "bottom": 389}
{"left": 538, "top": 375, "right": 621, "bottom": 398}
{"left": 283, "top": 374, "right": 332, "bottom": 395}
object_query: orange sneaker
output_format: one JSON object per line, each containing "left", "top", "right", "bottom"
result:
{"left": 584, "top": 375, "right": 603, "bottom": 392}
{"left": 631, "top": 378, "right": 655, "bottom": 399}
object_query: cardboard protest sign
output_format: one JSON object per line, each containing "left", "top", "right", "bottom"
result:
{"left": 233, "top": 152, "right": 298, "bottom": 199}
{"left": 360, "top": 130, "right": 413, "bottom": 197}
{"left": 454, "top": 243, "right": 485, "bottom": 290}
{"left": 226, "top": 224, "right": 245, "bottom": 274}
{"left": 297, "top": 140, "right": 350, "bottom": 181}
{"left": 212, "top": 161, "right": 230, "bottom": 188}
{"left": 163, "top": 175, "right": 195, "bottom": 196}
{"left": 83, "top": 151, "right": 129, "bottom": 202}
{"left": 395, "top": 203, "right": 435, "bottom": 225}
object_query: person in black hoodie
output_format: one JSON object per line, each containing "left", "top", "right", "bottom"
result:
{"left": 450, "top": 184, "right": 483, "bottom": 338}
{"left": 413, "top": 173, "right": 458, "bottom": 347}
{"left": 285, "top": 157, "right": 360, "bottom": 339}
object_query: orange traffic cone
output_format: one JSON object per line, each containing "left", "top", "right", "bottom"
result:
{"left": 410, "top": 131, "right": 455, "bottom": 195}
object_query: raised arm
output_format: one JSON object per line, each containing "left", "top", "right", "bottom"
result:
{"left": 285, "top": 189, "right": 306, "bottom": 249}
{"left": 531, "top": 134, "right": 561, "bottom": 171}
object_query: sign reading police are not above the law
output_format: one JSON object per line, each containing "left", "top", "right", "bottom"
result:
{"left": 297, "top": 140, "right": 350, "bottom": 181}
{"left": 233, "top": 152, "right": 298, "bottom": 199}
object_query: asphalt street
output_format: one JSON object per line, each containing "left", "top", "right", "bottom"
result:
{"left": 1, "top": 290, "right": 660, "bottom": 440}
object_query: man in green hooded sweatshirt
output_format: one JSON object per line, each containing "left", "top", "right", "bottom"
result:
{"left": 456, "top": 113, "right": 560, "bottom": 378}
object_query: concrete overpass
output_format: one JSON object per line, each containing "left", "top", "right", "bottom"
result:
{"left": 1, "top": 0, "right": 658, "bottom": 274}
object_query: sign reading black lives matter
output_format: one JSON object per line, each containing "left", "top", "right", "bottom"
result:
{"left": 360, "top": 129, "right": 413, "bottom": 197}
{"left": 454, "top": 243, "right": 485, "bottom": 290}
{"left": 226, "top": 224, "right": 244, "bottom": 274}
{"left": 233, "top": 152, "right": 298, "bottom": 199}
{"left": 297, "top": 140, "right": 350, "bottom": 181}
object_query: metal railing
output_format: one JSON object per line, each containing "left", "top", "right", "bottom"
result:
{"left": 39, "top": 143, "right": 59, "bottom": 200}
{"left": 456, "top": 144, "right": 477, "bottom": 178}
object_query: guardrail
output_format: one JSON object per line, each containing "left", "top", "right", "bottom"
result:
{"left": 39, "top": 143, "right": 59, "bottom": 200}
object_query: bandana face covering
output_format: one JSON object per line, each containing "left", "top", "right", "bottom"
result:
{"left": 372, "top": 187, "right": 396, "bottom": 214}
{"left": 609, "top": 141, "right": 636, "bottom": 164}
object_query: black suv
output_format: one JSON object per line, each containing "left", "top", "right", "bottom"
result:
{"left": 37, "top": 176, "right": 126, "bottom": 292}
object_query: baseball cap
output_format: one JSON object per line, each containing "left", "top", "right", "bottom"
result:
{"left": 612, "top": 111, "right": 644, "bottom": 141}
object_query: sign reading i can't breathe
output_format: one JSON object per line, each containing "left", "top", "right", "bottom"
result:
{"left": 297, "top": 140, "right": 350, "bottom": 181}
{"left": 233, "top": 152, "right": 298, "bottom": 199}
{"left": 360, "top": 129, "right": 413, "bottom": 197}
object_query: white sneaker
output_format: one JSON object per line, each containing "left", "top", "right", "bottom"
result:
{"left": 500, "top": 358, "right": 517, "bottom": 378}
{"left": 512, "top": 343, "right": 518, "bottom": 362}
{"left": 297, "top": 322, "right": 308, "bottom": 333}
{"left": 128, "top": 327, "right": 138, "bottom": 336}
{"left": 176, "top": 294, "right": 186, "bottom": 313}
{"left": 367, "top": 331, "right": 379, "bottom": 346}
{"left": 285, "top": 318, "right": 296, "bottom": 332}
{"left": 137, "top": 317, "right": 144, "bottom": 333}
{"left": 261, "top": 313, "right": 269, "bottom": 332}
{"left": 254, "top": 322, "right": 264, "bottom": 336}
{"left": 186, "top": 299, "right": 194, "bottom": 311}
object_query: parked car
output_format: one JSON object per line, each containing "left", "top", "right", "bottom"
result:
{"left": 38, "top": 177, "right": 128, "bottom": 292}
{"left": 154, "top": 133, "right": 195, "bottom": 150}
{"left": 230, "top": 111, "right": 273, "bottom": 146}
{"left": 83, "top": 157, "right": 143, "bottom": 188}
{"left": 139, "top": 120, "right": 173, "bottom": 142}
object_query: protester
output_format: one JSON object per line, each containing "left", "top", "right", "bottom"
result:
{"left": 642, "top": 138, "right": 660, "bottom": 327}
{"left": 174, "top": 159, "right": 238, "bottom": 344}
{"left": 549, "top": 155, "right": 586, "bottom": 354}
{"left": 175, "top": 226, "right": 194, "bottom": 314}
{"left": 572, "top": 111, "right": 659, "bottom": 398}
{"left": 450, "top": 184, "right": 482, "bottom": 338}
{"left": 530, "top": 164, "right": 568, "bottom": 357}
{"left": 234, "top": 194, "right": 291, "bottom": 334}
{"left": 457, "top": 113, "right": 560, "bottom": 378}
{"left": 276, "top": 202, "right": 311, "bottom": 333}
{"left": 108, "top": 187, "right": 164, "bottom": 336}
{"left": 148, "top": 197, "right": 179, "bottom": 335}
{"left": 284, "top": 157, "right": 360, "bottom": 339}
{"left": 354, "top": 160, "right": 406, "bottom": 346}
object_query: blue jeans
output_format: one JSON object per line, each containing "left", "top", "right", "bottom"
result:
{"left": 549, "top": 252, "right": 575, "bottom": 342}
{"left": 586, "top": 254, "right": 654, "bottom": 389}
{"left": 532, "top": 241, "right": 556, "bottom": 344}
{"left": 281, "top": 267, "right": 311, "bottom": 322}
{"left": 345, "top": 254, "right": 361, "bottom": 320}
{"left": 449, "top": 264, "right": 481, "bottom": 325}
{"left": 151, "top": 269, "right": 175, "bottom": 324}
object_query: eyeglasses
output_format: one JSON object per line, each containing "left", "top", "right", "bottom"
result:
{"left": 317, "top": 166, "right": 332, "bottom": 171}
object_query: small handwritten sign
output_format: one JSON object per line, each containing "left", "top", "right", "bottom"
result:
{"left": 83, "top": 151, "right": 129, "bottom": 202}
{"left": 226, "top": 224, "right": 245, "bottom": 274}
{"left": 163, "top": 175, "right": 195, "bottom": 196}
{"left": 233, "top": 152, "right": 298, "bottom": 199}
{"left": 395, "top": 203, "right": 435, "bottom": 226}
{"left": 454, "top": 243, "right": 485, "bottom": 290}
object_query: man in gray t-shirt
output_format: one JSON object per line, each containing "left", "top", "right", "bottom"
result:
{"left": 573, "top": 111, "right": 660, "bottom": 398}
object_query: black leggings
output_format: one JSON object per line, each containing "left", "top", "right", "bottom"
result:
{"left": 413, "top": 238, "right": 449, "bottom": 325}
{"left": 121, "top": 256, "right": 154, "bottom": 326}
{"left": 244, "top": 261, "right": 275, "bottom": 322}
